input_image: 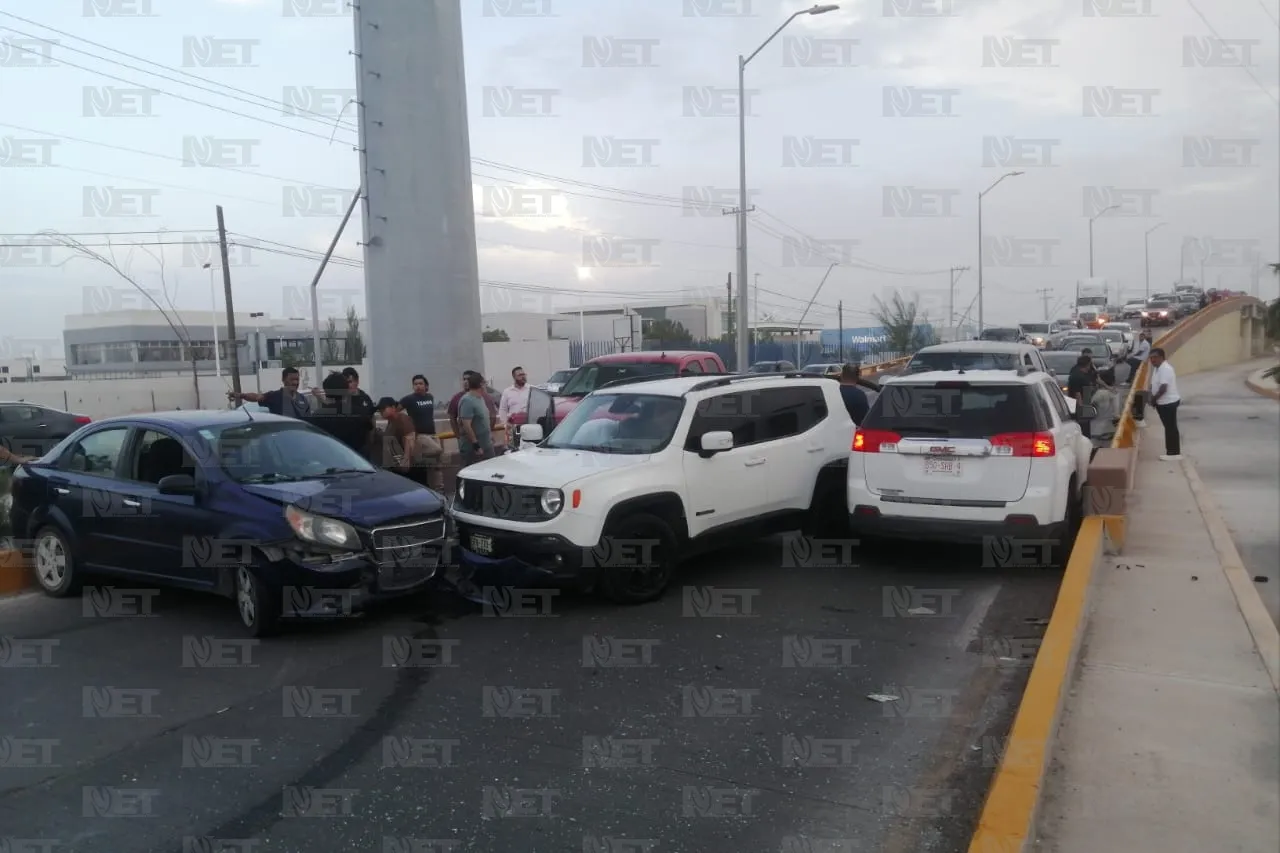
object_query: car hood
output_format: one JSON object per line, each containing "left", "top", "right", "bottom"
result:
{"left": 238, "top": 469, "right": 444, "bottom": 527}
{"left": 458, "top": 445, "right": 651, "bottom": 489}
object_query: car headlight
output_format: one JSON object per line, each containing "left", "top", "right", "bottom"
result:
{"left": 284, "top": 504, "right": 361, "bottom": 550}
{"left": 456, "top": 479, "right": 466, "bottom": 501}
{"left": 539, "top": 488, "right": 564, "bottom": 517}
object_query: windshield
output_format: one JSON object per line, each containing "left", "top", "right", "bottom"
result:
{"left": 1148, "top": 301, "right": 1171, "bottom": 308}
{"left": 559, "top": 361, "right": 680, "bottom": 396}
{"left": 542, "top": 392, "right": 685, "bottom": 454}
{"left": 747, "top": 362, "right": 783, "bottom": 373}
{"left": 1041, "top": 354, "right": 1080, "bottom": 373}
{"left": 198, "top": 421, "right": 376, "bottom": 483}
{"left": 864, "top": 384, "right": 1040, "bottom": 438}
{"left": 979, "top": 329, "right": 1020, "bottom": 341}
{"left": 1020, "top": 324, "right": 1050, "bottom": 334}
{"left": 802, "top": 364, "right": 835, "bottom": 373}
{"left": 1077, "top": 296, "right": 1107, "bottom": 307}
{"left": 906, "top": 351, "right": 1018, "bottom": 373}
{"left": 546, "top": 370, "right": 574, "bottom": 384}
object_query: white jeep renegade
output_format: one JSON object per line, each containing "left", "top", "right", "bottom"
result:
{"left": 449, "top": 374, "right": 855, "bottom": 604}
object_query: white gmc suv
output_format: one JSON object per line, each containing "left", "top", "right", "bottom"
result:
{"left": 847, "top": 370, "right": 1095, "bottom": 558}
{"left": 449, "top": 374, "right": 855, "bottom": 604}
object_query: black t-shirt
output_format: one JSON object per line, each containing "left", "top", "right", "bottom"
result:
{"left": 399, "top": 393, "right": 437, "bottom": 434}
{"left": 261, "top": 388, "right": 311, "bottom": 418}
{"left": 1066, "top": 365, "right": 1094, "bottom": 404}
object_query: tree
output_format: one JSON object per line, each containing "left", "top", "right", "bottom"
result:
{"left": 482, "top": 328, "right": 510, "bottom": 342}
{"left": 871, "top": 291, "right": 936, "bottom": 354}
{"left": 645, "top": 318, "right": 692, "bottom": 343}
{"left": 322, "top": 317, "right": 342, "bottom": 364}
{"left": 344, "top": 306, "right": 367, "bottom": 360}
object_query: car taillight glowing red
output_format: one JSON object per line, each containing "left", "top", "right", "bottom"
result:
{"left": 990, "top": 432, "right": 1056, "bottom": 458}
{"left": 852, "top": 428, "right": 901, "bottom": 453}
{"left": 74, "top": 416, "right": 91, "bottom": 425}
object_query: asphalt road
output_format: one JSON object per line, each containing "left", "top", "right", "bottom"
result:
{"left": 0, "top": 536, "right": 1064, "bottom": 853}
{"left": 1176, "top": 359, "right": 1280, "bottom": 628}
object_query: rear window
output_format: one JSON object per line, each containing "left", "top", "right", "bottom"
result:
{"left": 980, "top": 329, "right": 1020, "bottom": 341}
{"left": 905, "top": 352, "right": 1018, "bottom": 373}
{"left": 1020, "top": 324, "right": 1050, "bottom": 334}
{"left": 559, "top": 361, "right": 679, "bottom": 396}
{"left": 862, "top": 383, "right": 1042, "bottom": 438}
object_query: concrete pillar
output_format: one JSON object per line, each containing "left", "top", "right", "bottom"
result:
{"left": 354, "top": 0, "right": 482, "bottom": 396}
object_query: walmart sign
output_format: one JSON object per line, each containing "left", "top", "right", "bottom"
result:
{"left": 819, "top": 325, "right": 934, "bottom": 350}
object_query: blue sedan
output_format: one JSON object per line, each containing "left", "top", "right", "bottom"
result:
{"left": 7, "top": 410, "right": 447, "bottom": 636}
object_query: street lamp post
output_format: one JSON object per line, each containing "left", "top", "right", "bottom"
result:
{"left": 1144, "top": 222, "right": 1166, "bottom": 301}
{"left": 736, "top": 3, "right": 839, "bottom": 372}
{"left": 976, "top": 170, "right": 1024, "bottom": 336}
{"left": 1088, "top": 204, "right": 1118, "bottom": 279}
{"left": 795, "top": 262, "right": 838, "bottom": 365}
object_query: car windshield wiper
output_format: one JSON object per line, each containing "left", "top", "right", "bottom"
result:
{"left": 319, "top": 467, "right": 367, "bottom": 476}
{"left": 238, "top": 472, "right": 305, "bottom": 484}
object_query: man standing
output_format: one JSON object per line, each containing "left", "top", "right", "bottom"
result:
{"left": 837, "top": 363, "right": 869, "bottom": 424}
{"left": 1147, "top": 348, "right": 1182, "bottom": 460}
{"left": 498, "top": 366, "right": 531, "bottom": 427}
{"left": 1129, "top": 331, "right": 1152, "bottom": 426}
{"left": 1066, "top": 352, "right": 1097, "bottom": 440}
{"left": 229, "top": 367, "right": 311, "bottom": 418}
{"left": 449, "top": 370, "right": 502, "bottom": 454}
{"left": 1127, "top": 331, "right": 1151, "bottom": 384}
{"left": 399, "top": 375, "right": 444, "bottom": 490}
{"left": 340, "top": 367, "right": 377, "bottom": 459}
{"left": 456, "top": 373, "right": 495, "bottom": 467}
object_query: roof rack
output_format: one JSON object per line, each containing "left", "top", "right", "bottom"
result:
{"left": 596, "top": 374, "right": 678, "bottom": 390}
{"left": 682, "top": 372, "right": 828, "bottom": 395}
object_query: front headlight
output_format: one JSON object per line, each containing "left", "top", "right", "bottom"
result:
{"left": 539, "top": 488, "right": 564, "bottom": 517}
{"left": 284, "top": 504, "right": 360, "bottom": 550}
{"left": 456, "top": 479, "right": 466, "bottom": 501}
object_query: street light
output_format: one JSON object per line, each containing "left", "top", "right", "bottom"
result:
{"left": 736, "top": 3, "right": 840, "bottom": 372}
{"left": 794, "top": 262, "right": 838, "bottom": 365}
{"left": 976, "top": 170, "right": 1023, "bottom": 336}
{"left": 1144, "top": 222, "right": 1166, "bottom": 301}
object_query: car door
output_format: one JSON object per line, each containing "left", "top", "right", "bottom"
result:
{"left": 753, "top": 387, "right": 830, "bottom": 512}
{"left": 47, "top": 425, "right": 134, "bottom": 573}
{"left": 682, "top": 390, "right": 770, "bottom": 536}
{"left": 1038, "top": 379, "right": 1087, "bottom": 487}
{"left": 111, "top": 428, "right": 221, "bottom": 587}
{"left": 0, "top": 404, "right": 56, "bottom": 457}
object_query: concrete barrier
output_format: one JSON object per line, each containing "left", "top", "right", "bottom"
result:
{"left": 967, "top": 518, "right": 1104, "bottom": 853}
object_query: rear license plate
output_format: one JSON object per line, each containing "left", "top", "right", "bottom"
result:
{"left": 924, "top": 457, "right": 962, "bottom": 476}
{"left": 470, "top": 534, "right": 494, "bottom": 555}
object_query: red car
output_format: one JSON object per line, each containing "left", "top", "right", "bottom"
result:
{"left": 509, "top": 351, "right": 727, "bottom": 429}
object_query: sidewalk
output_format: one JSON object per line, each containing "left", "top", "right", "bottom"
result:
{"left": 1034, "top": 430, "right": 1280, "bottom": 852}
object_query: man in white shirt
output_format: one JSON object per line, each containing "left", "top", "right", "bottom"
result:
{"left": 1127, "top": 332, "right": 1151, "bottom": 382}
{"left": 1147, "top": 347, "right": 1182, "bottom": 460}
{"left": 497, "top": 366, "right": 531, "bottom": 430}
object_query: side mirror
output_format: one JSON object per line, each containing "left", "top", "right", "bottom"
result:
{"left": 158, "top": 474, "right": 198, "bottom": 496}
{"left": 698, "top": 431, "right": 734, "bottom": 458}
{"left": 518, "top": 423, "right": 544, "bottom": 444}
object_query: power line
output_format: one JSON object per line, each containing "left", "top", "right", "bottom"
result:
{"left": 1183, "top": 0, "right": 1279, "bottom": 105}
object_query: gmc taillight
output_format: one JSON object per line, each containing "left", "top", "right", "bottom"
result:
{"left": 989, "top": 432, "right": 1056, "bottom": 458}
{"left": 852, "top": 428, "right": 901, "bottom": 453}
{"left": 74, "top": 415, "right": 91, "bottom": 425}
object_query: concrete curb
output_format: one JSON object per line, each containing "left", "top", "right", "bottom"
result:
{"left": 1181, "top": 458, "right": 1280, "bottom": 693}
{"left": 966, "top": 517, "right": 1104, "bottom": 853}
{"left": 1244, "top": 367, "right": 1280, "bottom": 401}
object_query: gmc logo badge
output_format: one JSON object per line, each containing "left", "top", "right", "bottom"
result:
{"left": 929, "top": 446, "right": 955, "bottom": 454}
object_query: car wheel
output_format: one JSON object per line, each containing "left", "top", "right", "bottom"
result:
{"left": 32, "top": 525, "right": 80, "bottom": 597}
{"left": 803, "top": 470, "right": 850, "bottom": 539}
{"left": 234, "top": 564, "right": 281, "bottom": 638}
{"left": 595, "top": 513, "right": 678, "bottom": 605}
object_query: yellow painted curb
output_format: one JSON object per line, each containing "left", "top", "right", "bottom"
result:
{"left": 0, "top": 548, "right": 33, "bottom": 597}
{"left": 967, "top": 517, "right": 1104, "bottom": 853}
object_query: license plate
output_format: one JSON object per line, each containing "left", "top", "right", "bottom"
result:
{"left": 924, "top": 458, "right": 962, "bottom": 476}
{"left": 470, "top": 534, "right": 494, "bottom": 555}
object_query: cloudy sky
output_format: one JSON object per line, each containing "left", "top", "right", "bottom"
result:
{"left": 1, "top": 0, "right": 1277, "bottom": 358}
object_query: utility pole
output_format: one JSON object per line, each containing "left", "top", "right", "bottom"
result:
{"left": 309, "top": 187, "right": 362, "bottom": 385}
{"left": 949, "top": 265, "right": 970, "bottom": 332}
{"left": 215, "top": 205, "right": 241, "bottom": 399}
{"left": 725, "top": 273, "right": 734, "bottom": 345}
{"left": 1036, "top": 287, "right": 1054, "bottom": 321}
{"left": 837, "top": 300, "right": 844, "bottom": 363}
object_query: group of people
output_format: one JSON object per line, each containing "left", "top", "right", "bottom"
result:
{"left": 228, "top": 364, "right": 541, "bottom": 492}
{"left": 1062, "top": 329, "right": 1182, "bottom": 460}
